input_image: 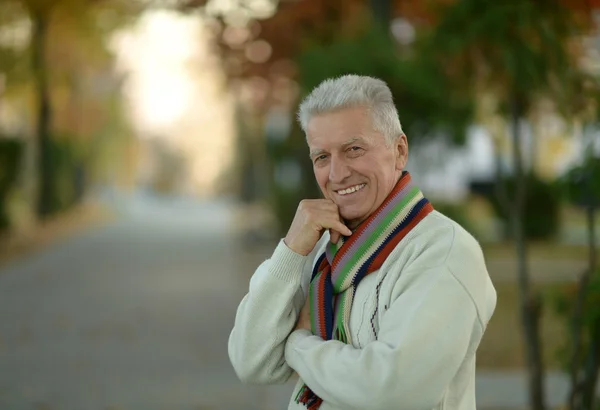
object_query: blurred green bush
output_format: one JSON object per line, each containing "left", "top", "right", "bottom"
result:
{"left": 487, "top": 173, "right": 560, "bottom": 240}
{"left": 559, "top": 156, "right": 600, "bottom": 209}
{"left": 47, "top": 135, "right": 87, "bottom": 214}
{"left": 0, "top": 137, "right": 23, "bottom": 231}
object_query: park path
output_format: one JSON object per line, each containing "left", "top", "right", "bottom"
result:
{"left": 0, "top": 192, "right": 587, "bottom": 409}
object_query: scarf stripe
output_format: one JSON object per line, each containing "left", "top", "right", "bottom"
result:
{"left": 310, "top": 253, "right": 328, "bottom": 281}
{"left": 296, "top": 172, "right": 433, "bottom": 410}
{"left": 309, "top": 253, "right": 328, "bottom": 336}
{"left": 309, "top": 272, "right": 319, "bottom": 334}
{"left": 368, "top": 199, "right": 434, "bottom": 271}
{"left": 333, "top": 288, "right": 355, "bottom": 343}
{"left": 310, "top": 268, "right": 333, "bottom": 338}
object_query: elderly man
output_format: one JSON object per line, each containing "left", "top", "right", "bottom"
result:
{"left": 228, "top": 75, "right": 497, "bottom": 410}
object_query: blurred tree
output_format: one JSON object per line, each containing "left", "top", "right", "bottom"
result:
{"left": 488, "top": 173, "right": 561, "bottom": 240}
{"left": 203, "top": 0, "right": 434, "bottom": 82}
{"left": 425, "top": 1, "right": 598, "bottom": 409}
{"left": 0, "top": 0, "right": 144, "bottom": 220}
{"left": 48, "top": 1, "right": 140, "bottom": 203}
{"left": 0, "top": 0, "right": 89, "bottom": 217}
{"left": 28, "top": 0, "right": 53, "bottom": 217}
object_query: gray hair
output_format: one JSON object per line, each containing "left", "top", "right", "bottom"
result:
{"left": 297, "top": 74, "right": 404, "bottom": 144}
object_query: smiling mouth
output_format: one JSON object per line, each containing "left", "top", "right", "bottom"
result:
{"left": 335, "top": 183, "right": 366, "bottom": 196}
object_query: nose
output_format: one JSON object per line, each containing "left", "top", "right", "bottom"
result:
{"left": 329, "top": 155, "right": 351, "bottom": 184}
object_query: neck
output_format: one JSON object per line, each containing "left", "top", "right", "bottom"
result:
{"left": 345, "top": 217, "right": 363, "bottom": 231}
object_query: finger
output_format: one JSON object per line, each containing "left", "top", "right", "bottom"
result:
{"left": 326, "top": 223, "right": 352, "bottom": 239}
{"left": 334, "top": 221, "right": 353, "bottom": 237}
{"left": 311, "top": 199, "right": 339, "bottom": 212}
{"left": 318, "top": 217, "right": 351, "bottom": 236}
{"left": 330, "top": 229, "right": 340, "bottom": 244}
{"left": 305, "top": 198, "right": 334, "bottom": 206}
{"left": 303, "top": 297, "right": 311, "bottom": 311}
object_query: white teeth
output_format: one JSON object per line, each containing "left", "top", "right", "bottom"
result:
{"left": 338, "top": 184, "right": 365, "bottom": 196}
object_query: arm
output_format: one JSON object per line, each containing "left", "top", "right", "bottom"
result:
{"left": 229, "top": 198, "right": 352, "bottom": 385}
{"left": 228, "top": 240, "right": 310, "bottom": 384}
{"left": 284, "top": 266, "right": 482, "bottom": 410}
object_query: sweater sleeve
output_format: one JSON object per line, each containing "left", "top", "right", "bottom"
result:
{"left": 228, "top": 239, "right": 314, "bottom": 384}
{"left": 284, "top": 265, "right": 481, "bottom": 410}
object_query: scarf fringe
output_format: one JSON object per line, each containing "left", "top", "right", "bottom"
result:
{"left": 295, "top": 385, "right": 324, "bottom": 410}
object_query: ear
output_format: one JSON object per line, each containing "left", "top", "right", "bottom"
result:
{"left": 394, "top": 134, "right": 408, "bottom": 170}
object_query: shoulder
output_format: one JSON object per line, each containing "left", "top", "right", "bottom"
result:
{"left": 383, "top": 210, "right": 484, "bottom": 272}
{"left": 426, "top": 210, "right": 486, "bottom": 273}
{"left": 421, "top": 211, "right": 489, "bottom": 288}
{"left": 384, "top": 210, "right": 496, "bottom": 324}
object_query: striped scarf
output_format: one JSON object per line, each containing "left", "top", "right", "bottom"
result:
{"left": 295, "top": 171, "right": 433, "bottom": 410}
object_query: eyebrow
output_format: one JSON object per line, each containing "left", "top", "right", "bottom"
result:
{"left": 309, "top": 137, "right": 368, "bottom": 158}
{"left": 309, "top": 148, "right": 326, "bottom": 159}
{"left": 341, "top": 137, "right": 367, "bottom": 148}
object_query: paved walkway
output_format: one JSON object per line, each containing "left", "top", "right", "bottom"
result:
{"left": 0, "top": 192, "right": 591, "bottom": 409}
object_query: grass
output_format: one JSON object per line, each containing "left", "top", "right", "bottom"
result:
{"left": 477, "top": 281, "right": 571, "bottom": 370}
{"left": 483, "top": 241, "right": 594, "bottom": 260}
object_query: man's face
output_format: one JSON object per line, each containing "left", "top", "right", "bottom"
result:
{"left": 307, "top": 106, "right": 408, "bottom": 229}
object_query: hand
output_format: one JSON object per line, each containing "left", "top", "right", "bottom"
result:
{"left": 284, "top": 199, "right": 352, "bottom": 256}
{"left": 295, "top": 295, "right": 312, "bottom": 332}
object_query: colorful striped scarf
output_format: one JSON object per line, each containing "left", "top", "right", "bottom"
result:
{"left": 295, "top": 171, "right": 434, "bottom": 410}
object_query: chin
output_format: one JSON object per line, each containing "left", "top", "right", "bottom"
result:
{"left": 340, "top": 209, "right": 368, "bottom": 228}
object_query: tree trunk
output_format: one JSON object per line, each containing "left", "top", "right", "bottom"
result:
{"left": 580, "top": 205, "right": 598, "bottom": 410}
{"left": 31, "top": 8, "right": 53, "bottom": 218}
{"left": 581, "top": 318, "right": 599, "bottom": 410}
{"left": 511, "top": 95, "right": 545, "bottom": 410}
{"left": 492, "top": 140, "right": 510, "bottom": 238}
{"left": 568, "top": 149, "right": 598, "bottom": 410}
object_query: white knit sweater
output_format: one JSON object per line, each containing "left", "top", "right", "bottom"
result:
{"left": 228, "top": 210, "right": 497, "bottom": 410}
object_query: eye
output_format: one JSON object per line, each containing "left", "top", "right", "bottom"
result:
{"left": 347, "top": 146, "right": 364, "bottom": 156}
{"left": 314, "top": 154, "right": 328, "bottom": 163}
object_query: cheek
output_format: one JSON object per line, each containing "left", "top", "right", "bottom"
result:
{"left": 369, "top": 160, "right": 396, "bottom": 187}
{"left": 314, "top": 167, "right": 329, "bottom": 189}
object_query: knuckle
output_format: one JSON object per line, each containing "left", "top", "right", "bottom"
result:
{"left": 299, "top": 203, "right": 311, "bottom": 215}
